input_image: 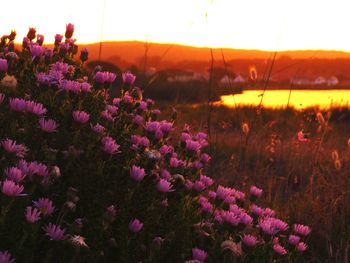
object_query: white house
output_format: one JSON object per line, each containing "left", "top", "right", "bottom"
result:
{"left": 291, "top": 76, "right": 311, "bottom": 86}
{"left": 327, "top": 76, "right": 339, "bottom": 86}
{"left": 219, "top": 75, "right": 235, "bottom": 86}
{"left": 313, "top": 76, "right": 327, "bottom": 85}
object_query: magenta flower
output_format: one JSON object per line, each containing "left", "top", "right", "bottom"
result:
{"left": 250, "top": 185, "right": 263, "bottom": 198}
{"left": 297, "top": 242, "right": 308, "bottom": 252}
{"left": 25, "top": 101, "right": 47, "bottom": 116}
{"left": 199, "top": 175, "right": 214, "bottom": 187}
{"left": 0, "top": 58, "right": 8, "bottom": 72}
{"left": 105, "top": 72, "right": 116, "bottom": 83}
{"left": 130, "top": 165, "right": 146, "bottom": 182}
{"left": 91, "top": 123, "right": 105, "bottom": 134}
{"left": 39, "top": 118, "right": 58, "bottom": 133}
{"left": 51, "top": 62, "right": 69, "bottom": 74}
{"left": 72, "top": 110, "right": 90, "bottom": 123}
{"left": 297, "top": 131, "right": 308, "bottom": 142}
{"left": 101, "top": 136, "right": 120, "bottom": 155}
{"left": 184, "top": 180, "right": 193, "bottom": 190}
{"left": 43, "top": 223, "right": 66, "bottom": 241}
{"left": 288, "top": 235, "right": 301, "bottom": 245}
{"left": 251, "top": 204, "right": 263, "bottom": 216}
{"left": 242, "top": 234, "right": 258, "bottom": 247}
{"left": 0, "top": 251, "right": 15, "bottom": 263}
{"left": 81, "top": 82, "right": 91, "bottom": 93}
{"left": 9, "top": 98, "right": 26, "bottom": 112}
{"left": 59, "top": 80, "right": 81, "bottom": 93}
{"left": 185, "top": 139, "right": 201, "bottom": 152}
{"left": 200, "top": 153, "right": 211, "bottom": 163}
{"left": 28, "top": 161, "right": 48, "bottom": 177}
{"left": 65, "top": 23, "right": 75, "bottom": 39}
{"left": 69, "top": 235, "right": 88, "bottom": 248}
{"left": 156, "top": 179, "right": 174, "bottom": 193}
{"left": 0, "top": 93, "right": 4, "bottom": 104}
{"left": 240, "top": 213, "right": 253, "bottom": 225}
{"left": 259, "top": 218, "right": 289, "bottom": 235}
{"left": 2, "top": 139, "right": 27, "bottom": 158}
{"left": 33, "top": 198, "right": 55, "bottom": 216}
{"left": 216, "top": 185, "right": 234, "bottom": 200}
{"left": 273, "top": 244, "right": 287, "bottom": 256}
{"left": 193, "top": 180, "right": 206, "bottom": 192}
{"left": 30, "top": 44, "right": 43, "bottom": 58}
{"left": 208, "top": 190, "right": 217, "bottom": 199}
{"left": 94, "top": 71, "right": 105, "bottom": 83}
{"left": 293, "top": 224, "right": 311, "bottom": 236}
{"left": 129, "top": 218, "right": 143, "bottom": 233}
{"left": 36, "top": 34, "right": 44, "bottom": 45}
{"left": 54, "top": 34, "right": 63, "bottom": 44}
{"left": 25, "top": 206, "right": 41, "bottom": 223}
{"left": 1, "top": 180, "right": 25, "bottom": 196}
{"left": 192, "top": 248, "right": 208, "bottom": 262}
{"left": 5, "top": 167, "right": 26, "bottom": 183}
{"left": 122, "top": 72, "right": 136, "bottom": 85}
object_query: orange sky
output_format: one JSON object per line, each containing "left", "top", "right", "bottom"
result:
{"left": 1, "top": 0, "right": 350, "bottom": 52}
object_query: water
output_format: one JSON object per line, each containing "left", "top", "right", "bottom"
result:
{"left": 220, "top": 89, "right": 350, "bottom": 110}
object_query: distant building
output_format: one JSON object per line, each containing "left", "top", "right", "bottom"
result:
{"left": 291, "top": 76, "right": 311, "bottom": 86}
{"left": 167, "top": 71, "right": 207, "bottom": 82}
{"left": 233, "top": 75, "right": 247, "bottom": 84}
{"left": 313, "top": 76, "right": 327, "bottom": 85}
{"left": 219, "top": 75, "right": 235, "bottom": 86}
{"left": 327, "top": 76, "right": 339, "bottom": 86}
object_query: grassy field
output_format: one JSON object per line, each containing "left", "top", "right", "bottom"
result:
{"left": 157, "top": 102, "right": 350, "bottom": 262}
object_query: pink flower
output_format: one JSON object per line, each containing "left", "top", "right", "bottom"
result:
{"left": 130, "top": 165, "right": 146, "bottom": 182}
{"left": 250, "top": 185, "right": 263, "bottom": 198}
{"left": 259, "top": 218, "right": 289, "bottom": 235}
{"left": 193, "top": 180, "right": 206, "bottom": 192}
{"left": 297, "top": 130, "right": 308, "bottom": 142}
{"left": 156, "top": 179, "right": 174, "bottom": 193}
{"left": 5, "top": 167, "right": 26, "bottom": 182}
{"left": 192, "top": 248, "right": 208, "bottom": 262}
{"left": 200, "top": 153, "right": 211, "bottom": 163}
{"left": 297, "top": 242, "right": 308, "bottom": 252}
{"left": 186, "top": 139, "right": 201, "bottom": 152}
{"left": 0, "top": 58, "right": 8, "bottom": 72}
{"left": 54, "top": 34, "right": 63, "bottom": 45}
{"left": 122, "top": 72, "right": 136, "bottom": 85}
{"left": 25, "top": 101, "right": 47, "bottom": 116}
{"left": 72, "top": 110, "right": 90, "bottom": 123}
{"left": 9, "top": 98, "right": 26, "bottom": 112}
{"left": 2, "top": 139, "right": 27, "bottom": 158}
{"left": 208, "top": 190, "right": 217, "bottom": 199}
{"left": 105, "top": 72, "right": 116, "bottom": 83}
{"left": 251, "top": 204, "right": 263, "bottom": 216}
{"left": 1, "top": 180, "right": 25, "bottom": 196}
{"left": 129, "top": 218, "right": 143, "bottom": 233}
{"left": 81, "top": 82, "right": 91, "bottom": 92}
{"left": 91, "top": 123, "right": 105, "bottom": 134}
{"left": 293, "top": 224, "right": 311, "bottom": 236}
{"left": 101, "top": 136, "right": 120, "bottom": 155}
{"left": 28, "top": 161, "right": 48, "bottom": 177}
{"left": 69, "top": 235, "right": 88, "bottom": 248}
{"left": 184, "top": 180, "right": 193, "bottom": 190}
{"left": 39, "top": 118, "right": 58, "bottom": 133}
{"left": 94, "top": 71, "right": 105, "bottom": 83}
{"left": 0, "top": 251, "right": 15, "bottom": 263}
{"left": 216, "top": 185, "right": 234, "bottom": 200}
{"left": 273, "top": 243, "right": 287, "bottom": 256}
{"left": 199, "top": 175, "right": 214, "bottom": 187}
{"left": 33, "top": 198, "right": 55, "bottom": 216}
{"left": 59, "top": 80, "right": 81, "bottom": 93}
{"left": 240, "top": 213, "right": 253, "bottom": 225}
{"left": 242, "top": 234, "right": 258, "bottom": 247}
{"left": 288, "top": 235, "right": 301, "bottom": 245}
{"left": 36, "top": 34, "right": 44, "bottom": 45}
{"left": 43, "top": 223, "right": 66, "bottom": 240}
{"left": 25, "top": 206, "right": 41, "bottom": 223}
{"left": 65, "top": 23, "right": 74, "bottom": 39}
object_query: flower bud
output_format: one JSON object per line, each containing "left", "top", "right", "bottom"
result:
{"left": 27, "top": 27, "right": 36, "bottom": 41}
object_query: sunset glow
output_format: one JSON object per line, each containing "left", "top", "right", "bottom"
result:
{"left": 1, "top": 0, "right": 350, "bottom": 51}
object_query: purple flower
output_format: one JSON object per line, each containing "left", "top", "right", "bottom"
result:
{"left": 199, "top": 175, "right": 214, "bottom": 187}
{"left": 5, "top": 167, "right": 26, "bottom": 183}
{"left": 259, "top": 218, "right": 289, "bottom": 235}
{"left": 122, "top": 72, "right": 136, "bottom": 85}
{"left": 186, "top": 140, "right": 201, "bottom": 152}
{"left": 51, "top": 62, "right": 69, "bottom": 74}
{"left": 242, "top": 234, "right": 258, "bottom": 247}
{"left": 72, "top": 110, "right": 90, "bottom": 123}
{"left": 43, "top": 223, "right": 66, "bottom": 241}
{"left": 25, "top": 206, "right": 41, "bottom": 223}
{"left": 193, "top": 180, "right": 206, "bottom": 192}
{"left": 9, "top": 98, "right": 26, "bottom": 112}
{"left": 33, "top": 198, "right": 55, "bottom": 216}
{"left": 0, "top": 251, "right": 15, "bottom": 263}
{"left": 39, "top": 118, "right": 58, "bottom": 133}
{"left": 94, "top": 71, "right": 105, "bottom": 83}
{"left": 81, "top": 82, "right": 91, "bottom": 93}
{"left": 105, "top": 72, "right": 116, "bottom": 83}
{"left": 101, "top": 136, "right": 120, "bottom": 155}
{"left": 156, "top": 179, "right": 174, "bottom": 193}
{"left": 192, "top": 248, "right": 208, "bottom": 262}
{"left": 129, "top": 218, "right": 143, "bottom": 233}
{"left": 240, "top": 213, "right": 253, "bottom": 225}
{"left": 130, "top": 165, "right": 146, "bottom": 182}
{"left": 297, "top": 242, "right": 308, "bottom": 252}
{"left": 251, "top": 204, "right": 264, "bottom": 216}
{"left": 216, "top": 185, "right": 234, "bottom": 200}
{"left": 0, "top": 58, "right": 8, "bottom": 72}
{"left": 1, "top": 180, "right": 25, "bottom": 196}
{"left": 250, "top": 185, "right": 263, "bottom": 198}
{"left": 184, "top": 180, "right": 194, "bottom": 190}
{"left": 200, "top": 153, "right": 211, "bottom": 163}
{"left": 59, "top": 80, "right": 81, "bottom": 93}
{"left": 2, "top": 139, "right": 27, "bottom": 158}
{"left": 273, "top": 243, "right": 287, "bottom": 256}
{"left": 208, "top": 190, "right": 217, "bottom": 199}
{"left": 28, "top": 161, "right": 48, "bottom": 177}
{"left": 288, "top": 235, "right": 301, "bottom": 245}
{"left": 65, "top": 23, "right": 74, "bottom": 39}
{"left": 30, "top": 44, "right": 43, "bottom": 58}
{"left": 293, "top": 224, "right": 311, "bottom": 236}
